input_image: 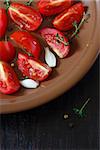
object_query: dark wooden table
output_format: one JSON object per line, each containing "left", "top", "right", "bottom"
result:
{"left": 0, "top": 57, "right": 99, "bottom": 150}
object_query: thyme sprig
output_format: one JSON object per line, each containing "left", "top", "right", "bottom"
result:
{"left": 73, "top": 98, "right": 91, "bottom": 118}
{"left": 56, "top": 33, "right": 69, "bottom": 46}
{"left": 26, "top": 0, "right": 34, "bottom": 6}
{"left": 70, "top": 13, "right": 91, "bottom": 39}
{"left": 55, "top": 13, "right": 90, "bottom": 46}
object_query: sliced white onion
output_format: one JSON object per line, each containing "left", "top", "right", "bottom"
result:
{"left": 20, "top": 79, "right": 39, "bottom": 89}
{"left": 45, "top": 47, "right": 56, "bottom": 68}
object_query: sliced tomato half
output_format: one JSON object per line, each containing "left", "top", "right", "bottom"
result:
{"left": 38, "top": 0, "right": 73, "bottom": 16}
{"left": 0, "top": 8, "right": 8, "bottom": 38}
{"left": 39, "top": 28, "right": 70, "bottom": 58}
{"left": 10, "top": 31, "right": 41, "bottom": 59}
{"left": 53, "top": 2, "right": 84, "bottom": 31}
{"left": 0, "top": 41, "right": 16, "bottom": 63}
{"left": 0, "top": 61, "right": 20, "bottom": 94}
{"left": 8, "top": 3, "right": 42, "bottom": 31}
{"left": 17, "top": 53, "right": 52, "bottom": 81}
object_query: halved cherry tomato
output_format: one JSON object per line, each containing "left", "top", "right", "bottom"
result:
{"left": 17, "top": 53, "right": 52, "bottom": 81}
{"left": 10, "top": 31, "right": 41, "bottom": 59}
{"left": 0, "top": 41, "right": 16, "bottom": 63}
{"left": 39, "top": 28, "right": 70, "bottom": 58}
{"left": 37, "top": 0, "right": 73, "bottom": 16}
{"left": 8, "top": 3, "right": 42, "bottom": 31}
{"left": 53, "top": 2, "right": 84, "bottom": 31}
{"left": 0, "top": 61, "right": 20, "bottom": 94}
{"left": 0, "top": 8, "right": 8, "bottom": 38}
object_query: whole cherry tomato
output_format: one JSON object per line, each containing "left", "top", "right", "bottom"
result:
{"left": 8, "top": 3, "right": 42, "bottom": 31}
{"left": 0, "top": 41, "right": 16, "bottom": 63}
{"left": 0, "top": 8, "right": 8, "bottom": 38}
{"left": 53, "top": 2, "right": 84, "bottom": 31}
{"left": 0, "top": 61, "right": 20, "bottom": 94}
{"left": 10, "top": 31, "right": 41, "bottom": 59}
{"left": 39, "top": 28, "right": 70, "bottom": 58}
{"left": 17, "top": 53, "right": 52, "bottom": 81}
{"left": 37, "top": 0, "right": 73, "bottom": 16}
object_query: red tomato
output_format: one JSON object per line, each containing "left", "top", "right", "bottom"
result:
{"left": 39, "top": 28, "right": 70, "bottom": 58}
{"left": 0, "top": 61, "right": 20, "bottom": 94}
{"left": 0, "top": 8, "right": 8, "bottom": 38}
{"left": 0, "top": 41, "right": 16, "bottom": 63}
{"left": 17, "top": 53, "right": 52, "bottom": 81}
{"left": 38, "top": 0, "right": 73, "bottom": 16}
{"left": 10, "top": 31, "right": 41, "bottom": 59}
{"left": 8, "top": 3, "right": 42, "bottom": 31}
{"left": 53, "top": 2, "right": 84, "bottom": 31}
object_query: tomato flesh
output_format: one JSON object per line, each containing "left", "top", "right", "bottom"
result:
{"left": 0, "top": 8, "right": 8, "bottom": 38}
{"left": 17, "top": 53, "right": 52, "bottom": 81}
{"left": 0, "top": 41, "right": 16, "bottom": 63}
{"left": 53, "top": 2, "right": 84, "bottom": 31}
{"left": 10, "top": 31, "right": 41, "bottom": 59}
{"left": 38, "top": 0, "right": 73, "bottom": 16}
{"left": 0, "top": 61, "right": 20, "bottom": 94}
{"left": 39, "top": 28, "right": 70, "bottom": 58}
{"left": 8, "top": 3, "right": 42, "bottom": 31}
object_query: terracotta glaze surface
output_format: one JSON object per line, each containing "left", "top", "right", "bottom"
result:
{"left": 0, "top": 0, "right": 99, "bottom": 113}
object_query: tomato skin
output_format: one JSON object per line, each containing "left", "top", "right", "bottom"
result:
{"left": 0, "top": 41, "right": 16, "bottom": 63}
{"left": 38, "top": 0, "right": 73, "bottom": 16}
{"left": 8, "top": 3, "right": 42, "bottom": 31}
{"left": 39, "top": 28, "right": 70, "bottom": 58}
{"left": 10, "top": 31, "right": 41, "bottom": 59}
{"left": 53, "top": 2, "right": 84, "bottom": 31}
{"left": 0, "top": 61, "right": 20, "bottom": 94}
{"left": 17, "top": 53, "right": 52, "bottom": 81}
{"left": 0, "top": 8, "right": 8, "bottom": 38}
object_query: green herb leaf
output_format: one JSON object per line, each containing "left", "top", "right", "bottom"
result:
{"left": 24, "top": 76, "right": 29, "bottom": 79}
{"left": 26, "top": 0, "right": 34, "bottom": 6}
{"left": 28, "top": 53, "right": 33, "bottom": 57}
{"left": 4, "top": 0, "right": 10, "bottom": 10}
{"left": 73, "top": 108, "right": 80, "bottom": 114}
{"left": 75, "top": 34, "right": 79, "bottom": 38}
{"left": 55, "top": 33, "right": 69, "bottom": 46}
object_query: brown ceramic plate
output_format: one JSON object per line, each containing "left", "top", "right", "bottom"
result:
{"left": 0, "top": 0, "right": 99, "bottom": 114}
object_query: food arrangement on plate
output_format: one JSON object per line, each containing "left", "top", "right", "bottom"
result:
{"left": 0, "top": 0, "right": 91, "bottom": 95}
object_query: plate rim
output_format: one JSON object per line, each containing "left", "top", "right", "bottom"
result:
{"left": 0, "top": 0, "right": 99, "bottom": 114}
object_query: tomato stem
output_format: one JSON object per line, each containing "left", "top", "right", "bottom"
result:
{"left": 26, "top": 0, "right": 34, "bottom": 6}
{"left": 79, "top": 98, "right": 90, "bottom": 113}
{"left": 4, "top": 0, "right": 10, "bottom": 10}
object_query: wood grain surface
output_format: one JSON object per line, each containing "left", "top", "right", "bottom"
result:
{"left": 0, "top": 56, "right": 99, "bottom": 150}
